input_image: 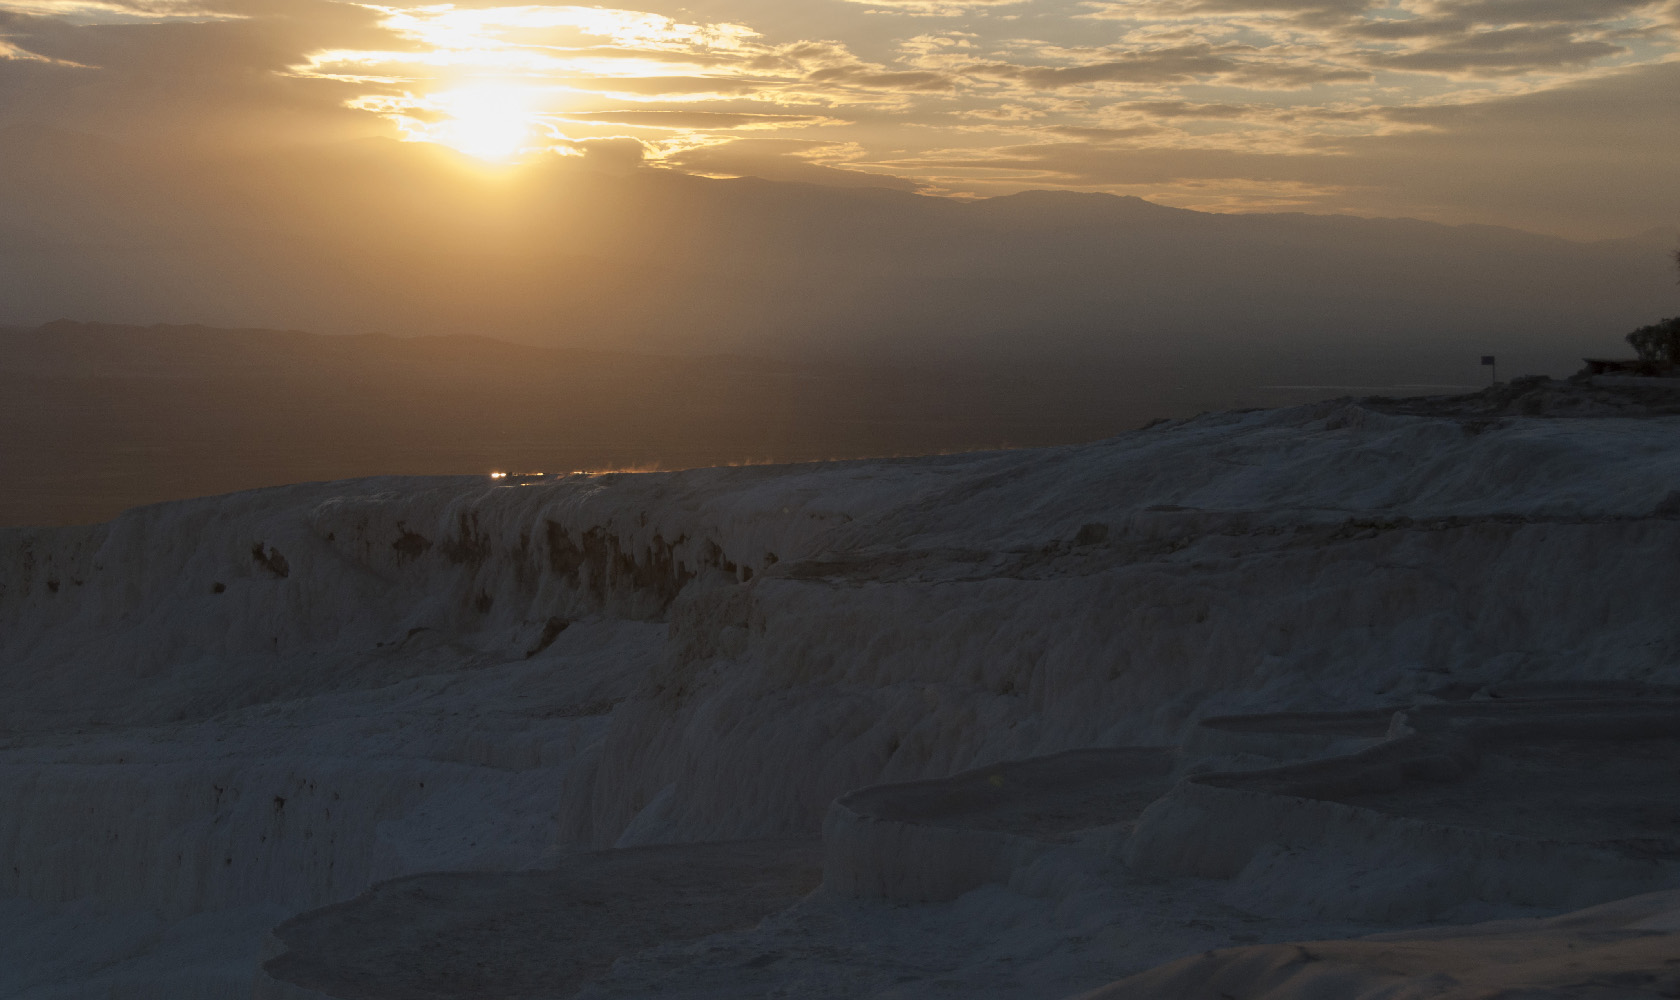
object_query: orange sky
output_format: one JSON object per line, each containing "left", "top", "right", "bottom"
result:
{"left": 0, "top": 0, "right": 1676, "bottom": 236}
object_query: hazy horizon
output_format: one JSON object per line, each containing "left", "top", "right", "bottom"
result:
{"left": 0, "top": 316, "right": 1507, "bottom": 527}
{"left": 2, "top": 0, "right": 1677, "bottom": 523}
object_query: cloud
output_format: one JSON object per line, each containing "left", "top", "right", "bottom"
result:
{"left": 802, "top": 63, "right": 953, "bottom": 90}
{"left": 1076, "top": 0, "right": 1378, "bottom": 26}
{"left": 1176, "top": 0, "right": 1372, "bottom": 12}
{"left": 1328, "top": 0, "right": 1669, "bottom": 77}
{"left": 0, "top": 0, "right": 238, "bottom": 24}
{"left": 903, "top": 59, "right": 1680, "bottom": 235}
{"left": 662, "top": 136, "right": 920, "bottom": 188}
{"left": 0, "top": 28, "right": 84, "bottom": 61}
{"left": 1040, "top": 122, "right": 1165, "bottom": 138}
{"left": 1225, "top": 60, "right": 1371, "bottom": 86}
{"left": 556, "top": 133, "right": 648, "bottom": 167}
{"left": 963, "top": 44, "right": 1369, "bottom": 90}
{"left": 967, "top": 46, "right": 1237, "bottom": 86}
{"left": 1123, "top": 100, "right": 1256, "bottom": 117}
{"left": 0, "top": 2, "right": 397, "bottom": 145}
{"left": 557, "top": 109, "right": 841, "bottom": 130}
{"left": 565, "top": 74, "right": 770, "bottom": 96}
{"left": 1365, "top": 24, "right": 1622, "bottom": 74}
{"left": 1410, "top": 0, "right": 1664, "bottom": 25}
{"left": 0, "top": 35, "right": 47, "bottom": 58}
{"left": 0, "top": 0, "right": 1671, "bottom": 235}
{"left": 838, "top": 0, "right": 1024, "bottom": 13}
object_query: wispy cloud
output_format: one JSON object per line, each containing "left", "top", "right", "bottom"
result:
{"left": 0, "top": 0, "right": 239, "bottom": 23}
{"left": 0, "top": 0, "right": 1673, "bottom": 233}
{"left": 837, "top": 0, "right": 1026, "bottom": 15}
{"left": 0, "top": 34, "right": 58, "bottom": 58}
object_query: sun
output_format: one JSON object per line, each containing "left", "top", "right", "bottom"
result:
{"left": 431, "top": 86, "right": 537, "bottom": 162}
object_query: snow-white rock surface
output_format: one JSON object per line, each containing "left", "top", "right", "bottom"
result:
{"left": 4, "top": 395, "right": 1680, "bottom": 995}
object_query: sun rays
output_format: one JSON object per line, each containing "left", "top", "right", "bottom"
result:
{"left": 428, "top": 85, "right": 539, "bottom": 161}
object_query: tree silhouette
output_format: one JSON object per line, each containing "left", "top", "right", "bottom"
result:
{"left": 1626, "top": 318, "right": 1680, "bottom": 364}
{"left": 1621, "top": 246, "right": 1680, "bottom": 366}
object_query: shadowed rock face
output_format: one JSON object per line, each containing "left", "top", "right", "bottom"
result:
{"left": 824, "top": 748, "right": 1175, "bottom": 902}
{"left": 257, "top": 840, "right": 823, "bottom": 1000}
{"left": 250, "top": 691, "right": 1680, "bottom": 999}
{"left": 1077, "top": 887, "right": 1680, "bottom": 1000}
{"left": 840, "top": 748, "right": 1176, "bottom": 842}
{"left": 1126, "top": 695, "right": 1680, "bottom": 923}
{"left": 6, "top": 398, "right": 1680, "bottom": 996}
{"left": 1187, "top": 695, "right": 1680, "bottom": 854}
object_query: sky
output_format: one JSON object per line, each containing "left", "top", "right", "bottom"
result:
{"left": 0, "top": 0, "right": 1675, "bottom": 237}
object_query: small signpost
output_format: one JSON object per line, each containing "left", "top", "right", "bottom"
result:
{"left": 1481, "top": 355, "right": 1497, "bottom": 385}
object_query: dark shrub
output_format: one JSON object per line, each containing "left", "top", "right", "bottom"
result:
{"left": 1626, "top": 317, "right": 1680, "bottom": 364}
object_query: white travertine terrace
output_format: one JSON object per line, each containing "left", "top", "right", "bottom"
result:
{"left": 3, "top": 391, "right": 1679, "bottom": 997}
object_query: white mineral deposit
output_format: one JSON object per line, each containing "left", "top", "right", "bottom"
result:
{"left": 4, "top": 383, "right": 1679, "bottom": 998}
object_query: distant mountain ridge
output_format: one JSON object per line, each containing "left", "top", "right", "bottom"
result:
{"left": 0, "top": 320, "right": 1214, "bottom": 526}
{"left": 0, "top": 321, "right": 606, "bottom": 378}
{"left": 5, "top": 128, "right": 1675, "bottom": 524}
{"left": 0, "top": 128, "right": 1672, "bottom": 370}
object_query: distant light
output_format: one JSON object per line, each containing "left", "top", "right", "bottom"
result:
{"left": 490, "top": 472, "right": 508, "bottom": 479}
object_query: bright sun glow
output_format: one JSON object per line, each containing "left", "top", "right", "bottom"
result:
{"left": 430, "top": 86, "right": 537, "bottom": 161}
{"left": 300, "top": 5, "right": 763, "bottom": 162}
